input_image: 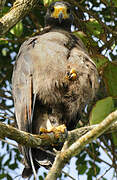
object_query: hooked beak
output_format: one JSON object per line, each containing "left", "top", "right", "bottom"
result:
{"left": 58, "top": 12, "right": 63, "bottom": 23}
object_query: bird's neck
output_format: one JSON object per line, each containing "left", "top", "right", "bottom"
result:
{"left": 45, "top": 19, "right": 71, "bottom": 32}
{"left": 45, "top": 25, "right": 71, "bottom": 32}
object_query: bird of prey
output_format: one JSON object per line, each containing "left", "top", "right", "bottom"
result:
{"left": 12, "top": 1, "right": 99, "bottom": 178}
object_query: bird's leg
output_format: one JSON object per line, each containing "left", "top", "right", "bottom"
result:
{"left": 66, "top": 68, "right": 78, "bottom": 81}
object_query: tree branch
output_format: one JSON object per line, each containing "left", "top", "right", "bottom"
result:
{"left": 0, "top": 122, "right": 67, "bottom": 147}
{"left": 0, "top": 120, "right": 117, "bottom": 149}
{"left": 0, "top": 0, "right": 38, "bottom": 35}
{"left": 45, "top": 110, "right": 117, "bottom": 180}
{"left": 0, "top": 111, "right": 117, "bottom": 179}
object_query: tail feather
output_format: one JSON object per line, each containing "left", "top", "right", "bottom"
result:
{"left": 22, "top": 147, "right": 55, "bottom": 178}
{"left": 29, "top": 148, "right": 37, "bottom": 179}
{"left": 22, "top": 167, "right": 32, "bottom": 178}
{"left": 22, "top": 93, "right": 56, "bottom": 178}
{"left": 26, "top": 93, "right": 37, "bottom": 178}
{"left": 22, "top": 148, "right": 37, "bottom": 178}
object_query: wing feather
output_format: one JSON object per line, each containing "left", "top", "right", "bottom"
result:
{"left": 12, "top": 31, "right": 99, "bottom": 177}
{"left": 12, "top": 40, "right": 36, "bottom": 169}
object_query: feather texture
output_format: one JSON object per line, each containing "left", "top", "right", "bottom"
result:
{"left": 12, "top": 2, "right": 99, "bottom": 177}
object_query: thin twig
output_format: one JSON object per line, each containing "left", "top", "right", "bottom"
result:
{"left": 85, "top": 147, "right": 112, "bottom": 167}
{"left": 96, "top": 166, "right": 112, "bottom": 180}
{"left": 0, "top": 114, "right": 14, "bottom": 121}
{"left": 62, "top": 170, "right": 76, "bottom": 180}
{"left": 0, "top": 138, "right": 18, "bottom": 147}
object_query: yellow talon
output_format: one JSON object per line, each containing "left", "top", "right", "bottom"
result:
{"left": 54, "top": 124, "right": 66, "bottom": 133}
{"left": 70, "top": 68, "right": 76, "bottom": 74}
{"left": 40, "top": 124, "right": 66, "bottom": 134}
{"left": 39, "top": 124, "right": 67, "bottom": 142}
{"left": 40, "top": 127, "right": 48, "bottom": 133}
{"left": 71, "top": 72, "right": 77, "bottom": 80}
{"left": 66, "top": 68, "right": 77, "bottom": 81}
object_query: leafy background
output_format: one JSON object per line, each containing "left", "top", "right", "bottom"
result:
{"left": 0, "top": 0, "right": 117, "bottom": 179}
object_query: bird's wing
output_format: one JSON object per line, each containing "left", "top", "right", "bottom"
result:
{"left": 12, "top": 38, "right": 36, "bottom": 132}
{"left": 12, "top": 37, "right": 38, "bottom": 169}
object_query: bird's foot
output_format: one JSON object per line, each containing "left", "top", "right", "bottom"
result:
{"left": 40, "top": 124, "right": 66, "bottom": 134}
{"left": 39, "top": 124, "right": 67, "bottom": 141}
{"left": 66, "top": 68, "right": 78, "bottom": 81}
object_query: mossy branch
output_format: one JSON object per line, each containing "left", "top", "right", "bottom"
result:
{"left": 0, "top": 122, "right": 67, "bottom": 147}
{"left": 45, "top": 110, "right": 117, "bottom": 180}
{"left": 0, "top": 111, "right": 117, "bottom": 179}
{"left": 0, "top": 114, "right": 117, "bottom": 148}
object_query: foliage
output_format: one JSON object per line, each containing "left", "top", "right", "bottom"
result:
{"left": 0, "top": 0, "right": 117, "bottom": 179}
{"left": 89, "top": 97, "right": 114, "bottom": 125}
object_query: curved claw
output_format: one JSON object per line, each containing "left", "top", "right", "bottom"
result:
{"left": 40, "top": 124, "right": 66, "bottom": 134}
{"left": 66, "top": 68, "right": 78, "bottom": 81}
{"left": 39, "top": 124, "right": 67, "bottom": 144}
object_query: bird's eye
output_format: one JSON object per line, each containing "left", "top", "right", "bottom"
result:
{"left": 67, "top": 8, "right": 71, "bottom": 14}
{"left": 50, "top": 7, "right": 54, "bottom": 13}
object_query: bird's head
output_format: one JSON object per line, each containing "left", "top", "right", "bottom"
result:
{"left": 45, "top": 1, "right": 74, "bottom": 30}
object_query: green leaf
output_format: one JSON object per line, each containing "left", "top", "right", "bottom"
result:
{"left": 87, "top": 167, "right": 94, "bottom": 179}
{"left": 77, "top": 162, "right": 87, "bottom": 175}
{"left": 0, "top": 6, "right": 10, "bottom": 18}
{"left": 9, "top": 163, "right": 17, "bottom": 170}
{"left": 44, "top": 172, "right": 47, "bottom": 177}
{"left": 112, "top": 132, "right": 117, "bottom": 146}
{"left": 43, "top": 0, "right": 54, "bottom": 6}
{"left": 76, "top": 153, "right": 87, "bottom": 162}
{"left": 88, "top": 161, "right": 100, "bottom": 176}
{"left": 73, "top": 31, "right": 87, "bottom": 44}
{"left": 0, "top": 39, "right": 8, "bottom": 45}
{"left": 86, "top": 18, "right": 103, "bottom": 38}
{"left": 39, "top": 176, "right": 44, "bottom": 180}
{"left": 0, "top": 154, "right": 5, "bottom": 168}
{"left": 76, "top": 152, "right": 88, "bottom": 174}
{"left": 4, "top": 158, "right": 11, "bottom": 166}
{"left": 2, "top": 48, "right": 8, "bottom": 56}
{"left": 10, "top": 21, "right": 23, "bottom": 37}
{"left": 6, "top": 174, "right": 12, "bottom": 180}
{"left": 92, "top": 54, "right": 109, "bottom": 70}
{"left": 90, "top": 97, "right": 114, "bottom": 125}
{"left": 0, "top": 174, "right": 7, "bottom": 178}
{"left": 112, "top": 0, "right": 117, "bottom": 7}
{"left": 102, "top": 61, "right": 117, "bottom": 97}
